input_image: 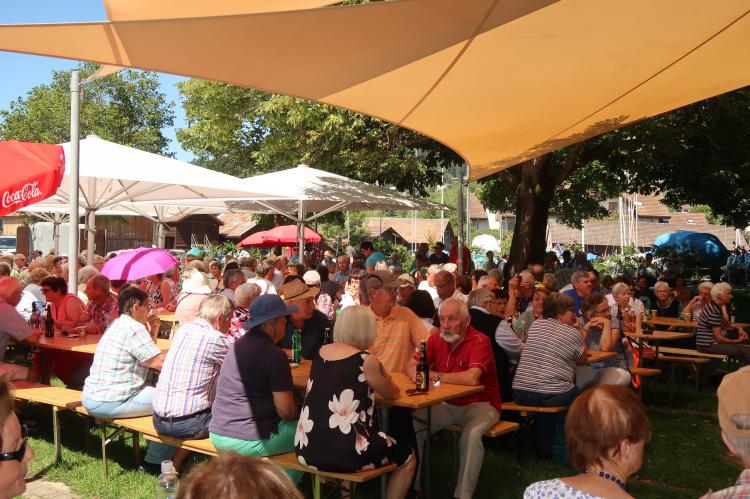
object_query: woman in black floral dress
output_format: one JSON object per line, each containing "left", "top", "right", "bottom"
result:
{"left": 295, "top": 305, "right": 415, "bottom": 498}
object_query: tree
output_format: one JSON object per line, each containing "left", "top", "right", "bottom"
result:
{"left": 0, "top": 63, "right": 175, "bottom": 154}
{"left": 176, "top": 80, "right": 460, "bottom": 196}
{"left": 477, "top": 87, "right": 750, "bottom": 277}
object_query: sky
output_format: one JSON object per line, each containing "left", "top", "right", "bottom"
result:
{"left": 0, "top": 1, "right": 192, "bottom": 161}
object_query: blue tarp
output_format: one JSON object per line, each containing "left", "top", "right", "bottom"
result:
{"left": 652, "top": 231, "right": 729, "bottom": 261}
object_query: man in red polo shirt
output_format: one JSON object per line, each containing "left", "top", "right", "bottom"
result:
{"left": 407, "top": 297, "right": 501, "bottom": 499}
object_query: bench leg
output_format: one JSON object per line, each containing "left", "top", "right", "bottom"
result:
{"left": 52, "top": 406, "right": 61, "bottom": 464}
{"left": 133, "top": 431, "right": 140, "bottom": 465}
{"left": 101, "top": 423, "right": 109, "bottom": 479}
{"left": 313, "top": 473, "right": 321, "bottom": 499}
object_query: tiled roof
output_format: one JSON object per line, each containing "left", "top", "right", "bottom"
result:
{"left": 217, "top": 213, "right": 259, "bottom": 238}
{"left": 469, "top": 192, "right": 487, "bottom": 219}
{"left": 363, "top": 217, "right": 452, "bottom": 245}
{"left": 549, "top": 217, "right": 742, "bottom": 250}
{"left": 632, "top": 193, "right": 670, "bottom": 218}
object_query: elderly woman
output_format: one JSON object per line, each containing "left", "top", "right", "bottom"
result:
{"left": 40, "top": 276, "right": 84, "bottom": 332}
{"left": 512, "top": 293, "right": 586, "bottom": 407}
{"left": 76, "top": 265, "right": 100, "bottom": 305}
{"left": 16, "top": 268, "right": 49, "bottom": 321}
{"left": 173, "top": 271, "right": 212, "bottom": 325}
{"left": 228, "top": 282, "right": 261, "bottom": 341}
{"left": 0, "top": 380, "right": 36, "bottom": 499}
{"left": 608, "top": 282, "right": 642, "bottom": 335}
{"left": 524, "top": 385, "right": 651, "bottom": 498}
{"left": 653, "top": 281, "right": 680, "bottom": 318}
{"left": 209, "top": 295, "right": 302, "bottom": 483}
{"left": 683, "top": 281, "right": 713, "bottom": 322}
{"left": 514, "top": 286, "right": 550, "bottom": 343}
{"left": 295, "top": 306, "right": 415, "bottom": 498}
{"left": 576, "top": 293, "right": 631, "bottom": 388}
{"left": 696, "top": 282, "right": 750, "bottom": 365}
{"left": 82, "top": 286, "right": 171, "bottom": 472}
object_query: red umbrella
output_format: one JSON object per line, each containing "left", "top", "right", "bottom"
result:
{"left": 263, "top": 225, "right": 322, "bottom": 245}
{"left": 0, "top": 141, "right": 65, "bottom": 216}
{"left": 238, "top": 230, "right": 273, "bottom": 248}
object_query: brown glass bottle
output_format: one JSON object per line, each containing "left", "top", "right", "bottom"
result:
{"left": 415, "top": 341, "right": 429, "bottom": 392}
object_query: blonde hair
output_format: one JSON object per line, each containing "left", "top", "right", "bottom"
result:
{"left": 334, "top": 305, "right": 375, "bottom": 350}
{"left": 467, "top": 288, "right": 494, "bottom": 309}
{"left": 611, "top": 282, "right": 630, "bottom": 297}
{"left": 199, "top": 294, "right": 234, "bottom": 322}
{"left": 653, "top": 281, "right": 670, "bottom": 293}
{"left": 712, "top": 282, "right": 732, "bottom": 301}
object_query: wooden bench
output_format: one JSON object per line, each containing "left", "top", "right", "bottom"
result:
{"left": 501, "top": 401, "right": 567, "bottom": 415}
{"left": 445, "top": 420, "right": 519, "bottom": 475}
{"left": 11, "top": 381, "right": 89, "bottom": 464}
{"left": 658, "top": 347, "right": 728, "bottom": 360}
{"left": 116, "top": 416, "right": 217, "bottom": 456}
{"left": 267, "top": 451, "right": 397, "bottom": 499}
{"left": 630, "top": 367, "right": 662, "bottom": 377}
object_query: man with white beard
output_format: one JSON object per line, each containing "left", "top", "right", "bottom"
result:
{"left": 406, "top": 298, "right": 501, "bottom": 499}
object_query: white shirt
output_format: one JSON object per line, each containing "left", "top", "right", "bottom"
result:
{"left": 605, "top": 294, "right": 645, "bottom": 318}
{"left": 418, "top": 280, "right": 439, "bottom": 301}
{"left": 271, "top": 269, "right": 285, "bottom": 293}
{"left": 471, "top": 306, "right": 523, "bottom": 361}
{"left": 433, "top": 289, "right": 467, "bottom": 309}
{"left": 16, "top": 283, "right": 44, "bottom": 320}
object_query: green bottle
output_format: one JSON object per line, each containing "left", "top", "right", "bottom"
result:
{"left": 292, "top": 329, "right": 302, "bottom": 364}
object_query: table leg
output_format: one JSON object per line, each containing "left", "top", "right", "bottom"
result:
{"left": 379, "top": 408, "right": 389, "bottom": 499}
{"left": 425, "top": 407, "right": 432, "bottom": 498}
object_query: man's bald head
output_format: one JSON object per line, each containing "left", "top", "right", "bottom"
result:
{"left": 0, "top": 277, "right": 23, "bottom": 306}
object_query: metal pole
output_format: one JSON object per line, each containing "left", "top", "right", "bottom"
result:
{"left": 68, "top": 70, "right": 80, "bottom": 287}
{"left": 456, "top": 164, "right": 464, "bottom": 275}
{"left": 86, "top": 177, "right": 96, "bottom": 264}
{"left": 297, "top": 200, "right": 304, "bottom": 262}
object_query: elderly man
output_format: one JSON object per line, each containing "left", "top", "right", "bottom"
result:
{"left": 11, "top": 253, "right": 27, "bottom": 278}
{"left": 477, "top": 274, "right": 500, "bottom": 291}
{"left": 702, "top": 366, "right": 750, "bottom": 497}
{"left": 506, "top": 270, "right": 536, "bottom": 315}
{"left": 408, "top": 298, "right": 501, "bottom": 499}
{"left": 563, "top": 270, "right": 593, "bottom": 316}
{"left": 332, "top": 255, "right": 350, "bottom": 283}
{"left": 396, "top": 273, "right": 416, "bottom": 306}
{"left": 219, "top": 269, "right": 247, "bottom": 305}
{"left": 696, "top": 282, "right": 750, "bottom": 365}
{"left": 278, "top": 279, "right": 330, "bottom": 360}
{"left": 252, "top": 260, "right": 277, "bottom": 296}
{"left": 0, "top": 277, "right": 38, "bottom": 381}
{"left": 433, "top": 270, "right": 467, "bottom": 309}
{"left": 79, "top": 274, "right": 118, "bottom": 335}
{"left": 417, "top": 264, "right": 440, "bottom": 301}
{"left": 152, "top": 295, "right": 234, "bottom": 471}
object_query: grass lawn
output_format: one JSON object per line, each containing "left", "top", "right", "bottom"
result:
{"left": 19, "top": 376, "right": 743, "bottom": 499}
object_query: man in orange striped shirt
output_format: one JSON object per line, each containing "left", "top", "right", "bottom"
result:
{"left": 366, "top": 271, "right": 431, "bottom": 374}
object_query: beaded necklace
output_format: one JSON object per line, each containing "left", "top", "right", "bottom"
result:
{"left": 580, "top": 469, "right": 626, "bottom": 490}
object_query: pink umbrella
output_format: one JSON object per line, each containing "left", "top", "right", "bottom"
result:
{"left": 100, "top": 247, "right": 179, "bottom": 281}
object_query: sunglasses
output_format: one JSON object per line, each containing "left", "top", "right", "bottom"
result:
{"left": 0, "top": 424, "right": 28, "bottom": 462}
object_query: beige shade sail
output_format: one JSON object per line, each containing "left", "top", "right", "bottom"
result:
{"left": 102, "top": 0, "right": 340, "bottom": 21}
{"left": 0, "top": 0, "right": 748, "bottom": 180}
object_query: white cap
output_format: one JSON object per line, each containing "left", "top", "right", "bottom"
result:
{"left": 161, "top": 460, "right": 175, "bottom": 474}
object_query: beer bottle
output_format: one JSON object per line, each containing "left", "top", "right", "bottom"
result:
{"left": 415, "top": 341, "right": 430, "bottom": 392}
{"left": 292, "top": 329, "right": 302, "bottom": 364}
{"left": 323, "top": 327, "right": 332, "bottom": 345}
{"left": 44, "top": 304, "right": 54, "bottom": 338}
{"left": 171, "top": 320, "right": 181, "bottom": 338}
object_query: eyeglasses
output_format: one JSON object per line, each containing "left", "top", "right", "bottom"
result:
{"left": 0, "top": 424, "right": 28, "bottom": 462}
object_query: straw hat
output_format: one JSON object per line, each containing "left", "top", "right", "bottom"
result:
{"left": 282, "top": 279, "right": 319, "bottom": 302}
{"left": 181, "top": 271, "right": 212, "bottom": 294}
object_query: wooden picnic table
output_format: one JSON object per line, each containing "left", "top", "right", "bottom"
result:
{"left": 585, "top": 350, "right": 617, "bottom": 363}
{"left": 30, "top": 331, "right": 171, "bottom": 354}
{"left": 625, "top": 330, "right": 695, "bottom": 361}
{"left": 645, "top": 316, "right": 750, "bottom": 329}
{"left": 291, "top": 358, "right": 483, "bottom": 497}
{"left": 156, "top": 313, "right": 175, "bottom": 323}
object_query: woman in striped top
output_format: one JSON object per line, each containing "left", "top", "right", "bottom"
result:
{"left": 512, "top": 293, "right": 587, "bottom": 407}
{"left": 696, "top": 282, "right": 750, "bottom": 366}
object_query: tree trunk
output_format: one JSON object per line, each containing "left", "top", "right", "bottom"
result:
{"left": 505, "top": 154, "right": 556, "bottom": 278}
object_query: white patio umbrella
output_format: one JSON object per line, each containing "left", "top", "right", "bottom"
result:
{"left": 226, "top": 165, "right": 447, "bottom": 256}
{"left": 21, "top": 135, "right": 277, "bottom": 259}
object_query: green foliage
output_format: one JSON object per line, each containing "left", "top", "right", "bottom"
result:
{"left": 592, "top": 244, "right": 642, "bottom": 277}
{"left": 373, "top": 238, "right": 413, "bottom": 271}
{"left": 0, "top": 63, "right": 175, "bottom": 154}
{"left": 176, "top": 80, "right": 461, "bottom": 195}
{"left": 201, "top": 240, "right": 241, "bottom": 260}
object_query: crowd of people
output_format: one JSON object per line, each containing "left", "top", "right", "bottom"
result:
{"left": 0, "top": 242, "right": 749, "bottom": 498}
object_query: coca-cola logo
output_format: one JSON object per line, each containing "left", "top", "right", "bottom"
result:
{"left": 2, "top": 181, "right": 42, "bottom": 209}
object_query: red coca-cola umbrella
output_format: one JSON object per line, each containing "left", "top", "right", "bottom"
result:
{"left": 239, "top": 225, "right": 322, "bottom": 247}
{"left": 0, "top": 141, "right": 65, "bottom": 216}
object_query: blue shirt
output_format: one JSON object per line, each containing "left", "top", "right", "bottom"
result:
{"left": 563, "top": 289, "right": 585, "bottom": 316}
{"left": 332, "top": 271, "right": 349, "bottom": 283}
{"left": 365, "top": 251, "right": 386, "bottom": 270}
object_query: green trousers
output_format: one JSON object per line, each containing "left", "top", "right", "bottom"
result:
{"left": 210, "top": 419, "right": 303, "bottom": 483}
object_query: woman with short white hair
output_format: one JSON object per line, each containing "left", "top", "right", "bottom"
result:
{"left": 696, "top": 282, "right": 750, "bottom": 365}
{"left": 295, "top": 305, "right": 416, "bottom": 498}
{"left": 653, "top": 281, "right": 679, "bottom": 319}
{"left": 683, "top": 281, "right": 713, "bottom": 321}
{"left": 608, "top": 282, "right": 642, "bottom": 335}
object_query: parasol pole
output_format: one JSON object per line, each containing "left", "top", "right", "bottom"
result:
{"left": 456, "top": 164, "right": 464, "bottom": 276}
{"left": 68, "top": 70, "right": 80, "bottom": 287}
{"left": 297, "top": 200, "right": 305, "bottom": 262}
